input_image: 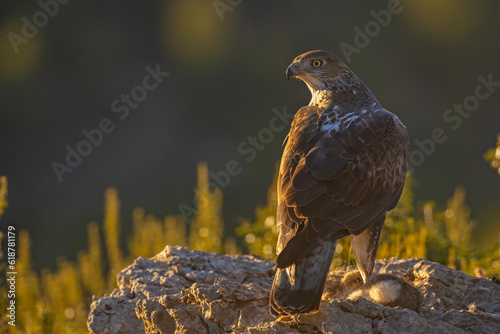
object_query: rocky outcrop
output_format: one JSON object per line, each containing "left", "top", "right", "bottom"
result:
{"left": 87, "top": 245, "right": 500, "bottom": 334}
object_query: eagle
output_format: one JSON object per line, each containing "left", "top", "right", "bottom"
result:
{"left": 269, "top": 50, "right": 409, "bottom": 317}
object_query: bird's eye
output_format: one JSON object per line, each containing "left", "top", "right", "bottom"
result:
{"left": 311, "top": 59, "right": 323, "bottom": 68}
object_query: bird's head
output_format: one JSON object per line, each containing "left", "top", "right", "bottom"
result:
{"left": 286, "top": 50, "right": 350, "bottom": 92}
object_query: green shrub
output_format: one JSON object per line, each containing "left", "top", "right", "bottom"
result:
{"left": 0, "top": 157, "right": 499, "bottom": 332}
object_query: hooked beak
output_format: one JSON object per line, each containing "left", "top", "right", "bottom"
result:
{"left": 286, "top": 62, "right": 299, "bottom": 81}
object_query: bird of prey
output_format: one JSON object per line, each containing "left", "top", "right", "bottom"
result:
{"left": 269, "top": 50, "right": 409, "bottom": 317}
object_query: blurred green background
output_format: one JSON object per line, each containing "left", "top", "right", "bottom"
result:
{"left": 0, "top": 0, "right": 499, "bottom": 273}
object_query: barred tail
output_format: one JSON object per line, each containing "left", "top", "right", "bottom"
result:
{"left": 269, "top": 237, "right": 337, "bottom": 316}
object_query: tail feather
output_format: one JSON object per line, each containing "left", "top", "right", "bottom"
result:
{"left": 269, "top": 237, "right": 338, "bottom": 316}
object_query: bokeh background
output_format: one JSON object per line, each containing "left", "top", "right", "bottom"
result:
{"left": 1, "top": 0, "right": 499, "bottom": 273}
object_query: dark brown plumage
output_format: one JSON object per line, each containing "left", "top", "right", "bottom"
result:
{"left": 269, "top": 50, "right": 409, "bottom": 317}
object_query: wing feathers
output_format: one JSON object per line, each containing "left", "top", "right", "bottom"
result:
{"left": 306, "top": 147, "right": 348, "bottom": 180}
{"left": 276, "top": 104, "right": 409, "bottom": 267}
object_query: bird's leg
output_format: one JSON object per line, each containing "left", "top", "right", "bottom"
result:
{"left": 351, "top": 216, "right": 385, "bottom": 283}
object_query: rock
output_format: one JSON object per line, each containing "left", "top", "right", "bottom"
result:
{"left": 87, "top": 246, "right": 500, "bottom": 334}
